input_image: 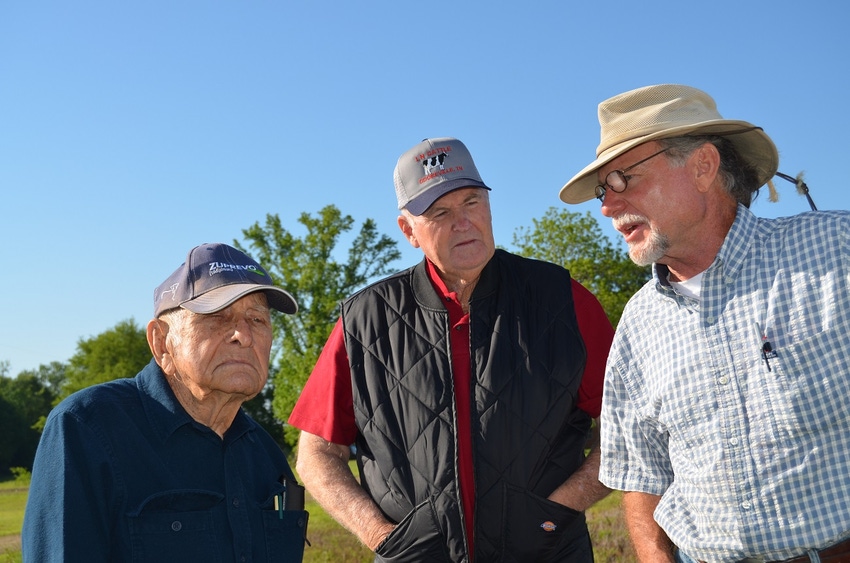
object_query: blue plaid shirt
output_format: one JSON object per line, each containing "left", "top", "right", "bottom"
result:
{"left": 599, "top": 206, "right": 850, "bottom": 562}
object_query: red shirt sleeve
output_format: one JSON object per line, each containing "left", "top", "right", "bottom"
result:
{"left": 287, "top": 319, "right": 357, "bottom": 445}
{"left": 571, "top": 279, "right": 614, "bottom": 419}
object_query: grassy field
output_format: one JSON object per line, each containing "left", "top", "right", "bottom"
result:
{"left": 0, "top": 479, "right": 24, "bottom": 563}
{"left": 1, "top": 472, "right": 635, "bottom": 563}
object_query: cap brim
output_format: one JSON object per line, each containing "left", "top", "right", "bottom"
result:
{"left": 182, "top": 284, "right": 298, "bottom": 315}
{"left": 559, "top": 120, "right": 779, "bottom": 204}
{"left": 405, "top": 179, "right": 490, "bottom": 215}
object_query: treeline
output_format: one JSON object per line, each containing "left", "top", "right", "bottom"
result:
{"left": 0, "top": 205, "right": 649, "bottom": 477}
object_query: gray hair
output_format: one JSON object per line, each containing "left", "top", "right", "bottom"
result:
{"left": 659, "top": 135, "right": 761, "bottom": 207}
{"left": 157, "top": 307, "right": 192, "bottom": 346}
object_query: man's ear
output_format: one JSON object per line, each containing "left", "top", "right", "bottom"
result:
{"left": 147, "top": 318, "right": 174, "bottom": 374}
{"left": 397, "top": 214, "right": 421, "bottom": 248}
{"left": 693, "top": 143, "right": 721, "bottom": 193}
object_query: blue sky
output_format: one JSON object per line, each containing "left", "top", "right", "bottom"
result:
{"left": 2, "top": 1, "right": 848, "bottom": 375}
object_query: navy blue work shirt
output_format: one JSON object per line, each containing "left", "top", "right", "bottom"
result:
{"left": 22, "top": 359, "right": 307, "bottom": 562}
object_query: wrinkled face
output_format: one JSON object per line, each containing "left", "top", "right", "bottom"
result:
{"left": 597, "top": 142, "right": 699, "bottom": 266}
{"left": 399, "top": 187, "right": 496, "bottom": 282}
{"left": 162, "top": 292, "right": 273, "bottom": 403}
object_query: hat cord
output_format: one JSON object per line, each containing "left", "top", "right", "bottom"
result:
{"left": 768, "top": 171, "right": 817, "bottom": 211}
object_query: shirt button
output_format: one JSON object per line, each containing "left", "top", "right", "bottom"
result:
{"left": 171, "top": 521, "right": 182, "bottom": 532}
{"left": 719, "top": 376, "right": 728, "bottom": 385}
{"left": 741, "top": 501, "right": 752, "bottom": 510}
{"left": 232, "top": 497, "right": 240, "bottom": 508}
{"left": 729, "top": 437, "right": 739, "bottom": 445}
{"left": 706, "top": 316, "right": 716, "bottom": 324}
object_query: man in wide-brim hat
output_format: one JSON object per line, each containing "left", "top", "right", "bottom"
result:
{"left": 560, "top": 84, "right": 850, "bottom": 563}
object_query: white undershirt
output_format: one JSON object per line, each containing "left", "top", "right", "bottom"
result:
{"left": 670, "top": 271, "right": 704, "bottom": 300}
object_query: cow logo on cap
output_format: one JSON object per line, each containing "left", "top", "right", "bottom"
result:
{"left": 421, "top": 152, "right": 449, "bottom": 175}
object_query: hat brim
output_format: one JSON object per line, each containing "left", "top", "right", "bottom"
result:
{"left": 182, "top": 284, "right": 298, "bottom": 315}
{"left": 559, "top": 120, "right": 779, "bottom": 204}
{"left": 405, "top": 179, "right": 490, "bottom": 215}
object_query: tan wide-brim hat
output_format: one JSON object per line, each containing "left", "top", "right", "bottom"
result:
{"left": 559, "top": 84, "right": 780, "bottom": 204}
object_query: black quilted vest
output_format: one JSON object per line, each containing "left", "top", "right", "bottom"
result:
{"left": 341, "top": 250, "right": 591, "bottom": 562}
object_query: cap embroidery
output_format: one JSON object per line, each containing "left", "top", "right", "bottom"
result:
{"left": 160, "top": 283, "right": 180, "bottom": 302}
{"left": 419, "top": 151, "right": 449, "bottom": 174}
{"left": 208, "top": 262, "right": 266, "bottom": 277}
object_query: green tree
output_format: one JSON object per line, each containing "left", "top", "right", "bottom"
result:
{"left": 512, "top": 207, "right": 650, "bottom": 327}
{"left": 61, "top": 318, "right": 151, "bottom": 400}
{"left": 18, "top": 361, "right": 68, "bottom": 431}
{"left": 0, "top": 371, "right": 55, "bottom": 473}
{"left": 239, "top": 206, "right": 401, "bottom": 449}
{"left": 23, "top": 361, "right": 68, "bottom": 399}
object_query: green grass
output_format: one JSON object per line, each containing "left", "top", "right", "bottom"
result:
{"left": 587, "top": 490, "right": 637, "bottom": 562}
{"left": 0, "top": 479, "right": 25, "bottom": 563}
{"left": 0, "top": 472, "right": 634, "bottom": 563}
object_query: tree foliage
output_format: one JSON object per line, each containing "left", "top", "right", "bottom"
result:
{"left": 61, "top": 318, "right": 151, "bottom": 400}
{"left": 238, "top": 206, "right": 401, "bottom": 448}
{"left": 512, "top": 207, "right": 650, "bottom": 327}
{"left": 0, "top": 370, "right": 56, "bottom": 473}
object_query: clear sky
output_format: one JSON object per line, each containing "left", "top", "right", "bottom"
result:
{"left": 2, "top": 1, "right": 848, "bottom": 375}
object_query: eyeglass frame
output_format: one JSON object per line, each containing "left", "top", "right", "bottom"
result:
{"left": 594, "top": 147, "right": 671, "bottom": 202}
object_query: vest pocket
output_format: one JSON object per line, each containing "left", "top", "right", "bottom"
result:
{"left": 375, "top": 497, "right": 451, "bottom": 562}
{"left": 501, "top": 483, "right": 587, "bottom": 561}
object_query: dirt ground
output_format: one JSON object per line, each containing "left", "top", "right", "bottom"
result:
{"left": 0, "top": 534, "right": 21, "bottom": 552}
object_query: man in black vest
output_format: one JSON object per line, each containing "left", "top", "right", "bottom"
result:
{"left": 289, "top": 137, "right": 614, "bottom": 562}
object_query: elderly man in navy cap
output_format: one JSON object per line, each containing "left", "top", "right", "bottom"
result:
{"left": 289, "top": 137, "right": 615, "bottom": 562}
{"left": 23, "top": 243, "right": 308, "bottom": 562}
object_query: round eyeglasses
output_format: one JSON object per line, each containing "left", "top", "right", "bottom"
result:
{"left": 594, "top": 148, "right": 670, "bottom": 202}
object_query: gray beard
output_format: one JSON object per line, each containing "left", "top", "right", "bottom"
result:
{"left": 628, "top": 228, "right": 670, "bottom": 267}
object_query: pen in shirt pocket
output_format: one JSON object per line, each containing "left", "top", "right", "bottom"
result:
{"left": 278, "top": 474, "right": 305, "bottom": 511}
{"left": 754, "top": 321, "right": 777, "bottom": 371}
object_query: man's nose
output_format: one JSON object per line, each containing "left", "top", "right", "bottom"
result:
{"left": 230, "top": 317, "right": 254, "bottom": 347}
{"left": 600, "top": 190, "right": 626, "bottom": 218}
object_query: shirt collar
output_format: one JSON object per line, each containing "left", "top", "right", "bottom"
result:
{"left": 713, "top": 204, "right": 758, "bottom": 284}
{"left": 425, "top": 258, "right": 460, "bottom": 304}
{"left": 653, "top": 204, "right": 757, "bottom": 289}
{"left": 136, "top": 359, "right": 253, "bottom": 443}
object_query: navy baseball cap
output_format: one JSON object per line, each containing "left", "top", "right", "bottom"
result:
{"left": 153, "top": 243, "right": 298, "bottom": 317}
{"left": 393, "top": 137, "right": 490, "bottom": 215}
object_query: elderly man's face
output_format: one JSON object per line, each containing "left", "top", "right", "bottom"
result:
{"left": 162, "top": 292, "right": 273, "bottom": 404}
{"left": 597, "top": 141, "right": 700, "bottom": 267}
{"left": 398, "top": 187, "right": 496, "bottom": 283}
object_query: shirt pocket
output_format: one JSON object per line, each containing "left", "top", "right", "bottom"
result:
{"left": 768, "top": 328, "right": 850, "bottom": 432}
{"left": 259, "top": 485, "right": 309, "bottom": 560}
{"left": 128, "top": 490, "right": 224, "bottom": 563}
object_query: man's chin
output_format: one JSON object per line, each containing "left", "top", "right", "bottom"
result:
{"left": 628, "top": 244, "right": 662, "bottom": 267}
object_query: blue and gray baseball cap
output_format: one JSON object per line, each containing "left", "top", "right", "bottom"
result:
{"left": 393, "top": 137, "right": 490, "bottom": 216}
{"left": 153, "top": 243, "right": 298, "bottom": 317}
